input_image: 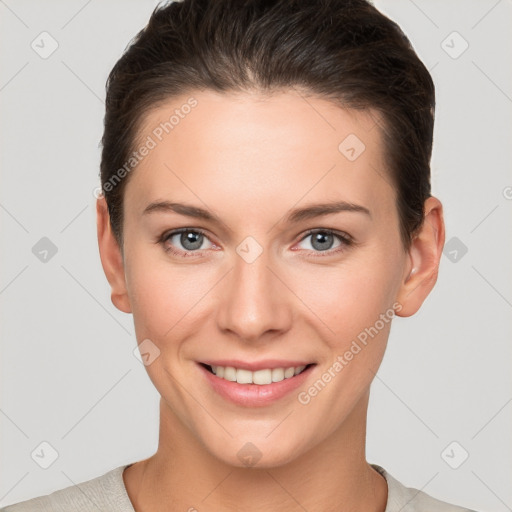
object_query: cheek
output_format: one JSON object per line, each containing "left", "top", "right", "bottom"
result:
{"left": 289, "top": 251, "right": 401, "bottom": 343}
{"left": 124, "top": 228, "right": 404, "bottom": 348}
{"left": 125, "top": 251, "right": 214, "bottom": 341}
{"left": 292, "top": 255, "right": 400, "bottom": 420}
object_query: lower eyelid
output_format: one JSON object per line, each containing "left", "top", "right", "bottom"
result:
{"left": 295, "top": 231, "right": 351, "bottom": 248}
{"left": 161, "top": 229, "right": 352, "bottom": 256}
{"left": 166, "top": 229, "right": 214, "bottom": 251}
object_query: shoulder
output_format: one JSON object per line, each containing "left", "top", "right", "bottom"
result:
{"left": 0, "top": 465, "right": 135, "bottom": 512}
{"left": 371, "top": 464, "right": 479, "bottom": 512}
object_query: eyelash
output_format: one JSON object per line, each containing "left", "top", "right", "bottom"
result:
{"left": 157, "top": 228, "right": 354, "bottom": 259}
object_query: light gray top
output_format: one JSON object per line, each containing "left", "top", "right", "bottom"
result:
{"left": 0, "top": 463, "right": 478, "bottom": 511}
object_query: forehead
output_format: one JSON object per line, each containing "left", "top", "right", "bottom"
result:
{"left": 126, "top": 89, "right": 396, "bottom": 221}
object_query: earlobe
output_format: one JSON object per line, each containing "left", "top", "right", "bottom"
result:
{"left": 395, "top": 196, "right": 445, "bottom": 317}
{"left": 96, "top": 196, "right": 132, "bottom": 314}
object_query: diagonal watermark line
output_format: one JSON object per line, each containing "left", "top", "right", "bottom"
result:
{"left": 471, "top": 470, "right": 511, "bottom": 510}
{"left": 60, "top": 265, "right": 132, "bottom": 335}
{"left": 471, "top": 0, "right": 503, "bottom": 29}
{"left": 265, "top": 471, "right": 309, "bottom": 512}
{"left": 61, "top": 0, "right": 93, "bottom": 29}
{"left": 201, "top": 470, "right": 234, "bottom": 503}
{"left": 407, "top": 0, "right": 439, "bottom": 28}
{"left": 61, "top": 471, "right": 102, "bottom": 512}
{"left": 472, "top": 60, "right": 512, "bottom": 104}
{"left": 266, "top": 164, "right": 337, "bottom": 234}
{"left": 0, "top": 203, "right": 29, "bottom": 233}
{"left": 163, "top": 267, "right": 234, "bottom": 338}
{"left": 291, "top": 85, "right": 336, "bottom": 131}
{"left": 471, "top": 265, "right": 512, "bottom": 308}
{"left": 397, "top": 473, "right": 439, "bottom": 512}
{"left": 0, "top": 0, "right": 29, "bottom": 28}
{"left": 368, "top": 162, "right": 394, "bottom": 190}
{"left": 265, "top": 266, "right": 336, "bottom": 335}
{"left": 265, "top": 410, "right": 294, "bottom": 438}
{"left": 470, "top": 204, "right": 499, "bottom": 233}
{"left": 163, "top": 162, "right": 233, "bottom": 236}
{"left": 163, "top": 366, "right": 234, "bottom": 438}
{"left": 404, "top": 264, "right": 439, "bottom": 299}
{"left": 471, "top": 397, "right": 511, "bottom": 439}
{"left": 60, "top": 204, "right": 89, "bottom": 233}
{"left": 0, "top": 408, "right": 29, "bottom": 438}
{"left": 0, "top": 472, "right": 30, "bottom": 503}
{"left": 372, "top": 372, "right": 439, "bottom": 438}
{"left": 429, "top": 61, "right": 439, "bottom": 73}
{"left": 0, "top": 265, "right": 29, "bottom": 295}
{"left": 366, "top": 109, "right": 387, "bottom": 133}
{"left": 61, "top": 369, "right": 131, "bottom": 439}
{"left": 0, "top": 62, "right": 29, "bottom": 92}
{"left": 61, "top": 60, "right": 104, "bottom": 104}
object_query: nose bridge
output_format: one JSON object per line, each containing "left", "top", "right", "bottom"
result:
{"left": 216, "top": 239, "right": 291, "bottom": 341}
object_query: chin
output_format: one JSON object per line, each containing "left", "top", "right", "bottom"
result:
{"left": 205, "top": 431, "right": 308, "bottom": 469}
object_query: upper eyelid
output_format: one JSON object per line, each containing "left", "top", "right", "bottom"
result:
{"left": 162, "top": 227, "right": 352, "bottom": 250}
{"left": 302, "top": 228, "right": 352, "bottom": 241}
{"left": 294, "top": 229, "right": 353, "bottom": 250}
{"left": 163, "top": 227, "right": 215, "bottom": 246}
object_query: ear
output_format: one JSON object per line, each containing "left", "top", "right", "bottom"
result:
{"left": 395, "top": 196, "right": 445, "bottom": 317}
{"left": 96, "top": 196, "right": 132, "bottom": 314}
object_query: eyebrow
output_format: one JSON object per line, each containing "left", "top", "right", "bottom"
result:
{"left": 142, "top": 200, "right": 372, "bottom": 224}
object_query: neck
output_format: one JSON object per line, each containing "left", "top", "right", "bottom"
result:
{"left": 123, "top": 392, "right": 388, "bottom": 512}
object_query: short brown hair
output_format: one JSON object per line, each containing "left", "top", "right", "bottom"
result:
{"left": 100, "top": 0, "right": 435, "bottom": 251}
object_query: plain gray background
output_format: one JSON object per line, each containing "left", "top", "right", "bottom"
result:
{"left": 1, "top": 0, "right": 511, "bottom": 510}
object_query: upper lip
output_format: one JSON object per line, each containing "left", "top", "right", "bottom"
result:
{"left": 199, "top": 359, "right": 315, "bottom": 371}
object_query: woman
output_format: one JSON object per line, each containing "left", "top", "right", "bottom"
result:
{"left": 2, "top": 0, "right": 479, "bottom": 510}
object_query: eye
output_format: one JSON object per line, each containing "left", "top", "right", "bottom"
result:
{"left": 294, "top": 229, "right": 353, "bottom": 256}
{"left": 158, "top": 227, "right": 353, "bottom": 258}
{"left": 159, "top": 228, "right": 216, "bottom": 257}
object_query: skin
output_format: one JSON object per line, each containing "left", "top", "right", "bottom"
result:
{"left": 96, "top": 89, "right": 445, "bottom": 512}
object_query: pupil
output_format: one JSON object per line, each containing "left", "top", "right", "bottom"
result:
{"left": 181, "top": 231, "right": 203, "bottom": 250}
{"left": 312, "top": 232, "right": 333, "bottom": 251}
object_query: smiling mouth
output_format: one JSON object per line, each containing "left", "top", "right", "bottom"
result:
{"left": 199, "top": 363, "right": 315, "bottom": 385}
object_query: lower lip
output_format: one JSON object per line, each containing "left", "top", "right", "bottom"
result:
{"left": 197, "top": 363, "right": 315, "bottom": 407}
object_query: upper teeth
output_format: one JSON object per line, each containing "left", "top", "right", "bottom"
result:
{"left": 211, "top": 365, "right": 306, "bottom": 385}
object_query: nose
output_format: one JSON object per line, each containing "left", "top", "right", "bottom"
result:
{"left": 215, "top": 245, "right": 293, "bottom": 343}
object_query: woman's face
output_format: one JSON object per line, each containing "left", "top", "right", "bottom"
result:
{"left": 113, "top": 89, "right": 413, "bottom": 467}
